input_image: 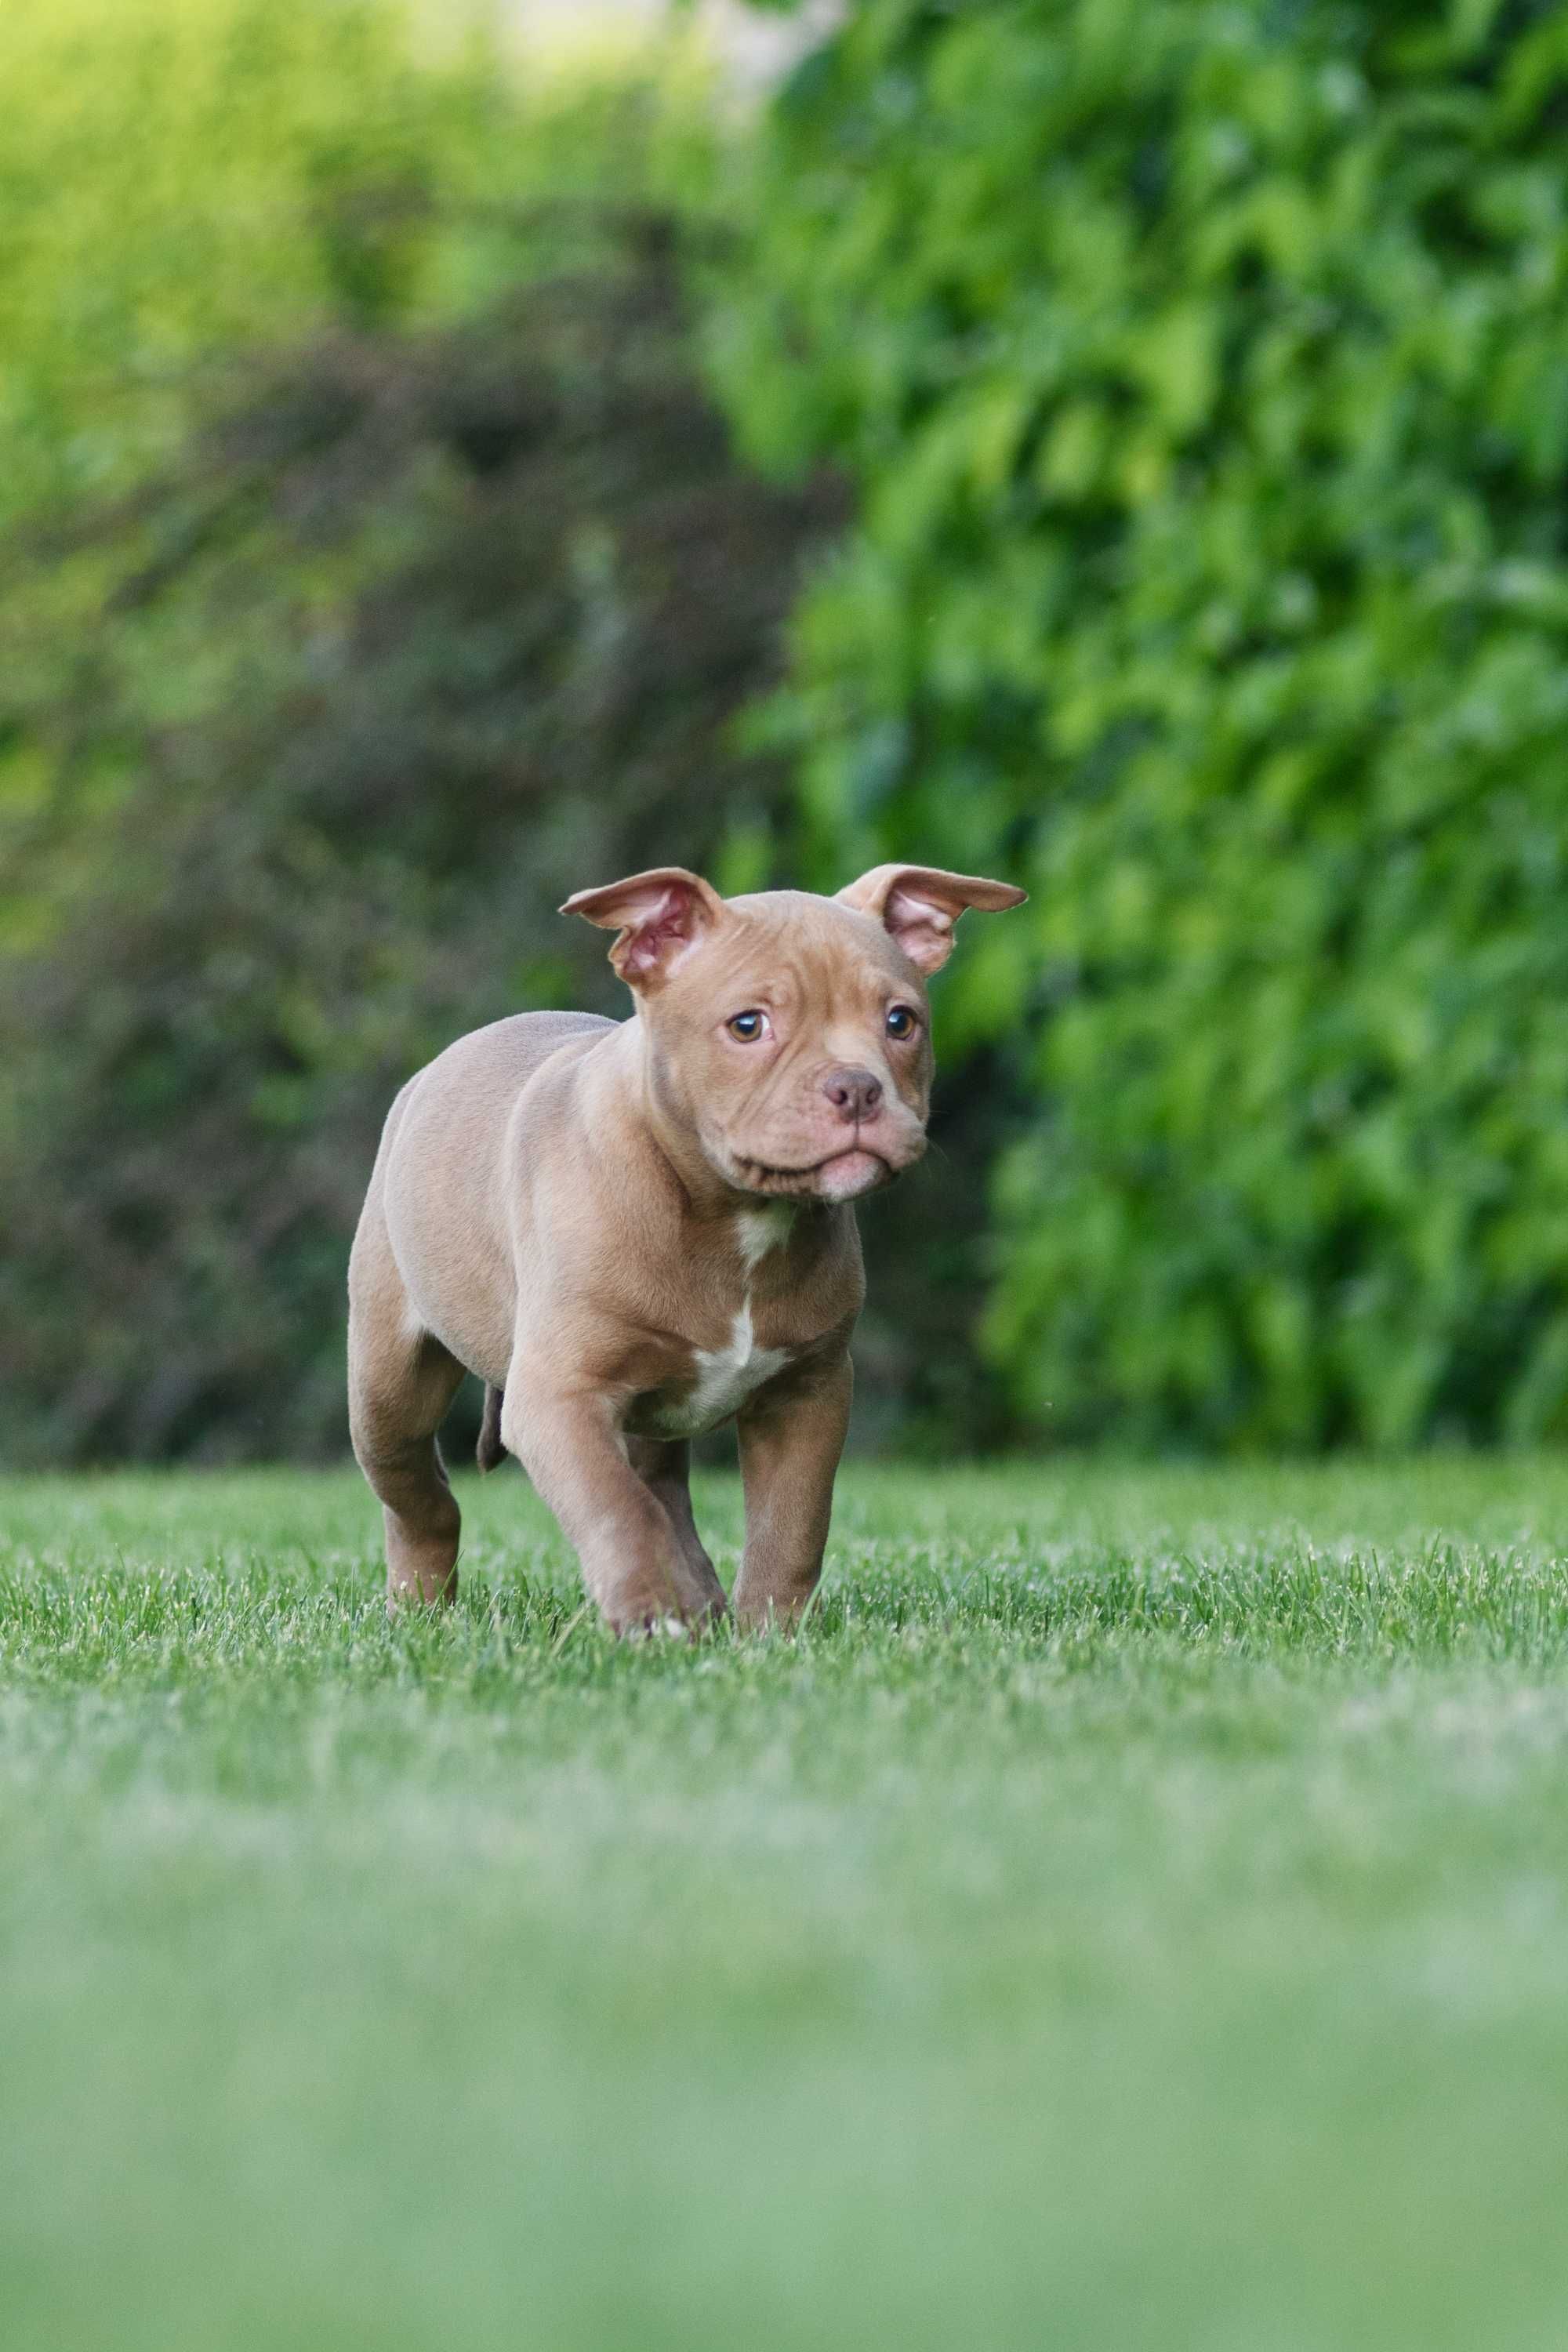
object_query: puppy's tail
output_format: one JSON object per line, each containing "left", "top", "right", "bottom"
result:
{"left": 477, "top": 1383, "right": 506, "bottom": 1473}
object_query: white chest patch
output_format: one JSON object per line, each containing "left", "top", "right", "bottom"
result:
{"left": 642, "top": 1303, "right": 793, "bottom": 1440}
{"left": 734, "top": 1201, "right": 797, "bottom": 1272}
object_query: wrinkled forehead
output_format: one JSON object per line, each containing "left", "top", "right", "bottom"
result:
{"left": 680, "top": 890, "right": 921, "bottom": 1013}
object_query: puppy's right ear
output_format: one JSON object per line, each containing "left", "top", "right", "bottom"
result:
{"left": 560, "top": 867, "right": 724, "bottom": 989}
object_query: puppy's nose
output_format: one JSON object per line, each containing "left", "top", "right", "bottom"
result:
{"left": 822, "top": 1065, "right": 883, "bottom": 1123}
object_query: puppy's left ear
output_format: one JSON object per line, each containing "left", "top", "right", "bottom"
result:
{"left": 560, "top": 866, "right": 724, "bottom": 989}
{"left": 836, "top": 864, "right": 1028, "bottom": 975}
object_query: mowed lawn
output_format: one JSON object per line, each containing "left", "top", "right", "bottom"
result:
{"left": 6, "top": 1461, "right": 1568, "bottom": 2349}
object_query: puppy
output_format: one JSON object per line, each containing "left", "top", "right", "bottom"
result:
{"left": 348, "top": 863, "right": 1025, "bottom": 1630}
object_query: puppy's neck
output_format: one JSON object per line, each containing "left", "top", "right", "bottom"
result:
{"left": 615, "top": 1014, "right": 740, "bottom": 1221}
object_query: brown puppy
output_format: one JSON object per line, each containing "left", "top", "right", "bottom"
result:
{"left": 347, "top": 864, "right": 1025, "bottom": 1631}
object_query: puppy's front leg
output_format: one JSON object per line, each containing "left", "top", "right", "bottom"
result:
{"left": 501, "top": 1365, "right": 726, "bottom": 1634}
{"left": 732, "top": 1352, "right": 853, "bottom": 1632}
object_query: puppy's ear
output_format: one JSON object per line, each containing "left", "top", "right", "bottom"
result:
{"left": 836, "top": 864, "right": 1028, "bottom": 975}
{"left": 560, "top": 866, "right": 724, "bottom": 988}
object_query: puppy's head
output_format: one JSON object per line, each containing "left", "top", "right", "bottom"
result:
{"left": 562, "top": 862, "right": 1026, "bottom": 1203}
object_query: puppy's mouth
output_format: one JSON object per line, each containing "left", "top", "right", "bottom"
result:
{"left": 728, "top": 1143, "right": 914, "bottom": 1203}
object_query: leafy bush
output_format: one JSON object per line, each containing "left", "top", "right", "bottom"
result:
{"left": 723, "top": 0, "right": 1568, "bottom": 1447}
{"left": 0, "top": 233, "right": 844, "bottom": 1460}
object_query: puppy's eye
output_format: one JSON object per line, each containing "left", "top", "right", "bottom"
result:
{"left": 885, "top": 1004, "right": 919, "bottom": 1040}
{"left": 727, "top": 1010, "right": 771, "bottom": 1043}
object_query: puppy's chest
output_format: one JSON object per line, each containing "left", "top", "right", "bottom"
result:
{"left": 625, "top": 1214, "right": 822, "bottom": 1430}
{"left": 631, "top": 1301, "right": 796, "bottom": 1441}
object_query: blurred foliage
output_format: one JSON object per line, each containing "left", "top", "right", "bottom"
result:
{"left": 0, "top": 181, "right": 843, "bottom": 1457}
{"left": 0, "top": 0, "right": 717, "bottom": 524}
{"left": 721, "top": 0, "right": 1568, "bottom": 1448}
{"left": 16, "top": 0, "right": 1568, "bottom": 1465}
{"left": 0, "top": 0, "right": 831, "bottom": 1463}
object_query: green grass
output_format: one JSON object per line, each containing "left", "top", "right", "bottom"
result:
{"left": 6, "top": 1457, "right": 1568, "bottom": 2349}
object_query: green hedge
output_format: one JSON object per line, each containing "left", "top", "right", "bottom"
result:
{"left": 724, "top": 0, "right": 1568, "bottom": 1446}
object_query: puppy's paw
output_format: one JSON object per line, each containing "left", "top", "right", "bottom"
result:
{"left": 602, "top": 1585, "right": 727, "bottom": 1642}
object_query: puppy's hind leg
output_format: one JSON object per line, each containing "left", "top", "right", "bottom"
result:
{"left": 349, "top": 1207, "right": 466, "bottom": 1608}
{"left": 477, "top": 1383, "right": 506, "bottom": 1473}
